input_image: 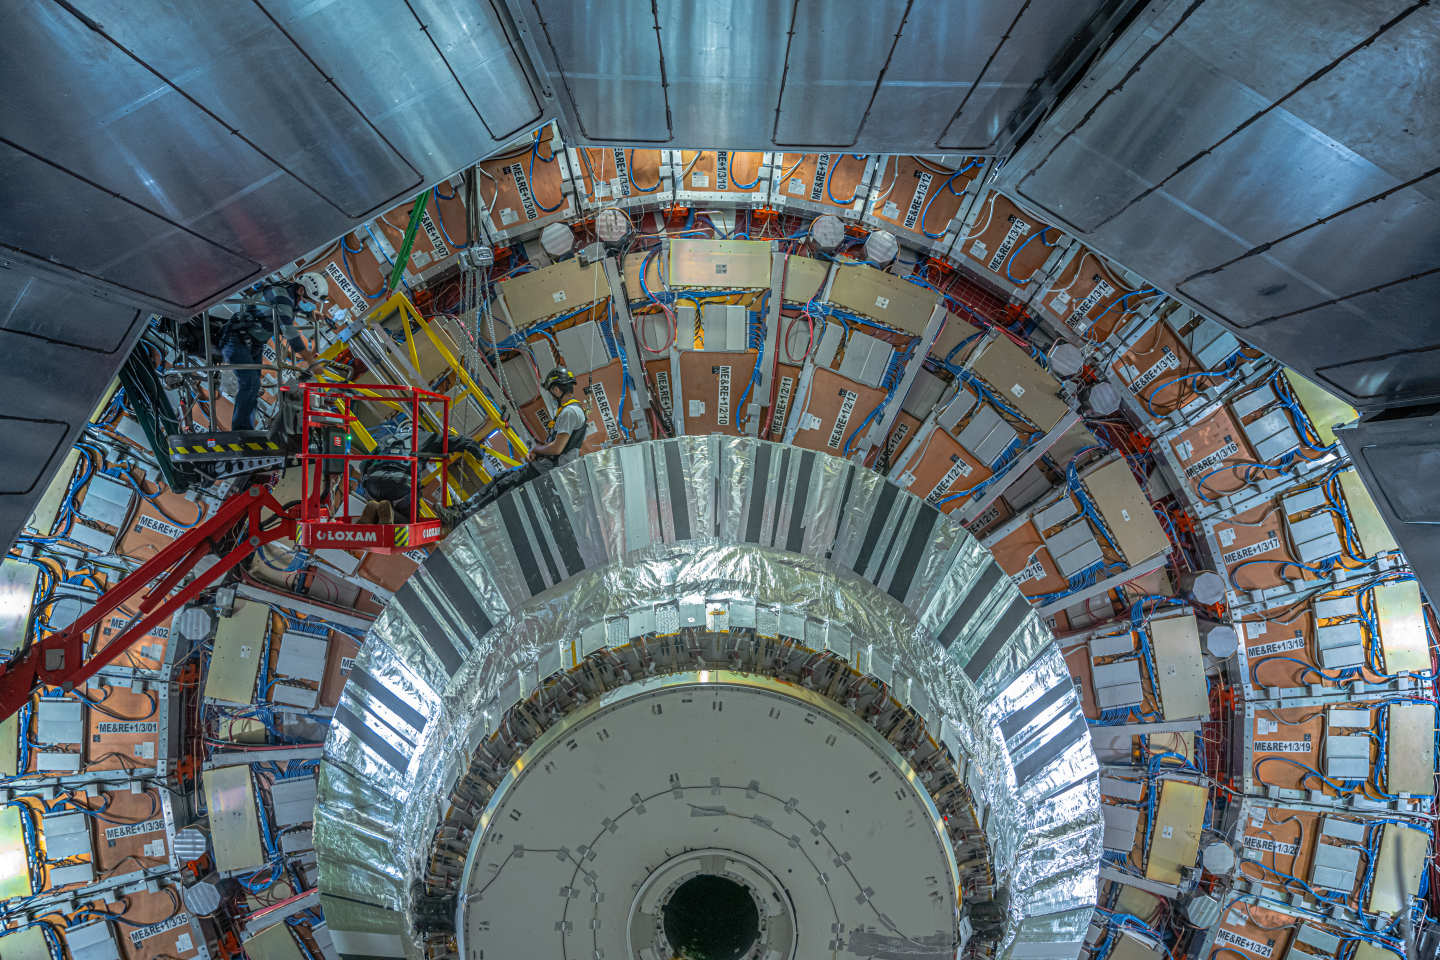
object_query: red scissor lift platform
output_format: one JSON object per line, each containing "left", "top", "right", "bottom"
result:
{"left": 297, "top": 382, "right": 453, "bottom": 555}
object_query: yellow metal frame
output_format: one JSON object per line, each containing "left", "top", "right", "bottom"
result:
{"left": 319, "top": 293, "right": 529, "bottom": 486}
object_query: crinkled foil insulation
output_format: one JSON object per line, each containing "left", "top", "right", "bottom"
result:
{"left": 314, "top": 437, "right": 1101, "bottom": 959}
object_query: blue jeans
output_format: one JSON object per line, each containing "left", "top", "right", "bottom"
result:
{"left": 222, "top": 338, "right": 261, "bottom": 431}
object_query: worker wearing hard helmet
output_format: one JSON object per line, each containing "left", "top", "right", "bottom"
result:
{"left": 220, "top": 272, "right": 329, "bottom": 431}
{"left": 437, "top": 367, "right": 590, "bottom": 530}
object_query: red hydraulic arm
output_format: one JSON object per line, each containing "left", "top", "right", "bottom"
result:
{"left": 0, "top": 485, "right": 298, "bottom": 723}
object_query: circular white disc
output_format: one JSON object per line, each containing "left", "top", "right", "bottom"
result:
{"left": 173, "top": 826, "right": 208, "bottom": 863}
{"left": 864, "top": 230, "right": 899, "bottom": 264}
{"left": 1201, "top": 842, "right": 1236, "bottom": 875}
{"left": 182, "top": 879, "right": 222, "bottom": 916}
{"left": 595, "top": 208, "right": 629, "bottom": 244}
{"left": 1186, "top": 892, "right": 1222, "bottom": 927}
{"left": 541, "top": 222, "right": 575, "bottom": 257}
{"left": 810, "top": 215, "right": 846, "bottom": 251}
{"left": 1203, "top": 624, "right": 1238, "bottom": 659}
{"left": 1187, "top": 570, "right": 1227, "bottom": 606}
{"left": 461, "top": 674, "right": 959, "bottom": 960}
{"left": 1048, "top": 343, "right": 1085, "bottom": 378}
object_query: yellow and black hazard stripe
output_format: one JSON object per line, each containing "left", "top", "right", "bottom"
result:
{"left": 394, "top": 525, "right": 410, "bottom": 548}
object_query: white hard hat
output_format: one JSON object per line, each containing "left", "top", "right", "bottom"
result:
{"left": 297, "top": 272, "right": 329, "bottom": 301}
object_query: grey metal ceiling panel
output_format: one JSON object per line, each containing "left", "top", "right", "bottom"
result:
{"left": 996, "top": 0, "right": 1440, "bottom": 409}
{"left": 526, "top": 0, "right": 669, "bottom": 142}
{"left": 654, "top": 3, "right": 789, "bottom": 148}
{"left": 64, "top": 0, "right": 419, "bottom": 218}
{"left": 1336, "top": 414, "right": 1440, "bottom": 600}
{"left": 274, "top": 0, "right": 545, "bottom": 171}
{"left": 773, "top": 0, "right": 910, "bottom": 147}
{"left": 931, "top": 0, "right": 1113, "bottom": 152}
{"left": 0, "top": 141, "right": 259, "bottom": 306}
{"left": 510, "top": 0, "right": 1129, "bottom": 153}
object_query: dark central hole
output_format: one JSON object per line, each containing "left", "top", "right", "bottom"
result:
{"left": 661, "top": 874, "right": 760, "bottom": 960}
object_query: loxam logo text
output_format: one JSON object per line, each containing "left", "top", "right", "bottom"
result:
{"left": 317, "top": 529, "right": 377, "bottom": 543}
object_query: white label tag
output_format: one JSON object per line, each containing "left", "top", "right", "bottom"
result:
{"left": 507, "top": 162, "right": 538, "bottom": 221}
{"left": 1184, "top": 439, "right": 1241, "bottom": 478}
{"left": 1217, "top": 930, "right": 1275, "bottom": 959}
{"left": 105, "top": 818, "right": 166, "bottom": 842}
{"left": 611, "top": 149, "right": 632, "bottom": 197}
{"left": 715, "top": 365, "right": 732, "bottom": 427}
{"left": 1127, "top": 347, "right": 1180, "bottom": 395}
{"left": 419, "top": 211, "right": 449, "bottom": 259}
{"left": 1218, "top": 527, "right": 1237, "bottom": 546}
{"left": 810, "top": 154, "right": 831, "bottom": 202}
{"left": 500, "top": 207, "right": 518, "bottom": 225}
{"left": 801, "top": 412, "right": 822, "bottom": 431}
{"left": 144, "top": 838, "right": 166, "bottom": 857}
{"left": 1121, "top": 509, "right": 1130, "bottom": 521}
{"left": 1161, "top": 825, "right": 1174, "bottom": 839}
{"left": 129, "top": 915, "right": 191, "bottom": 946}
{"left": 553, "top": 290, "right": 567, "bottom": 303}
{"left": 98, "top": 722, "right": 157, "bottom": 735}
{"left": 1050, "top": 290, "right": 1071, "bottom": 310}
{"left": 691, "top": 172, "right": 709, "bottom": 188}
{"left": 1010, "top": 383, "right": 1025, "bottom": 398}
{"left": 828, "top": 390, "right": 858, "bottom": 449}
{"left": 1254, "top": 739, "right": 1312, "bottom": 754}
{"left": 925, "top": 456, "right": 974, "bottom": 504}
{"left": 875, "top": 296, "right": 890, "bottom": 310}
{"left": 966, "top": 502, "right": 1002, "bottom": 534}
{"left": 594, "top": 181, "right": 611, "bottom": 198}
{"left": 904, "top": 171, "right": 933, "bottom": 230}
{"left": 591, "top": 382, "right": 620, "bottom": 442}
{"left": 1247, "top": 620, "right": 1267, "bottom": 637}
{"left": 987, "top": 217, "right": 1031, "bottom": 273}
{"left": 175, "top": 933, "right": 193, "bottom": 953}
{"left": 883, "top": 200, "right": 901, "bottom": 219}
{"left": 884, "top": 422, "right": 910, "bottom": 457}
{"left": 969, "top": 240, "right": 987, "bottom": 259}
{"left": 654, "top": 370, "right": 673, "bottom": 419}
{"left": 1175, "top": 439, "right": 1194, "bottom": 461}
{"left": 1222, "top": 534, "right": 1281, "bottom": 566}
{"left": 1066, "top": 280, "right": 1116, "bottom": 333}
{"left": 323, "top": 261, "right": 365, "bottom": 308}
{"left": 239, "top": 645, "right": 252, "bottom": 659}
{"left": 133, "top": 741, "right": 155, "bottom": 759}
{"left": 689, "top": 399, "right": 705, "bottom": 417}
{"left": 1009, "top": 559, "right": 1046, "bottom": 587}
{"left": 1249, "top": 635, "right": 1305, "bottom": 658}
{"left": 137, "top": 514, "right": 183, "bottom": 540}
{"left": 770, "top": 376, "right": 794, "bottom": 437}
{"left": 716, "top": 152, "right": 729, "bottom": 190}
{"left": 894, "top": 471, "right": 916, "bottom": 489}
{"left": 340, "top": 656, "right": 355, "bottom": 677}
{"left": 410, "top": 249, "right": 431, "bottom": 268}
{"left": 789, "top": 177, "right": 806, "bottom": 196}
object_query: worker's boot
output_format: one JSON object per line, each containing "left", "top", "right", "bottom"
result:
{"left": 377, "top": 500, "right": 395, "bottom": 525}
{"left": 357, "top": 500, "right": 381, "bottom": 525}
{"left": 436, "top": 503, "right": 466, "bottom": 537}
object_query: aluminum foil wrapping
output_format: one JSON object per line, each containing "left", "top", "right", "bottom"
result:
{"left": 315, "top": 437, "right": 1101, "bottom": 960}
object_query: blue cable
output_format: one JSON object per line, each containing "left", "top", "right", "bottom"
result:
{"left": 1004, "top": 227, "right": 1057, "bottom": 284}
{"left": 528, "top": 130, "right": 561, "bottom": 213}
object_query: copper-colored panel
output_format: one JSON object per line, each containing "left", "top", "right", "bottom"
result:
{"left": 91, "top": 788, "right": 167, "bottom": 875}
{"left": 882, "top": 410, "right": 922, "bottom": 465}
{"left": 896, "top": 426, "right": 992, "bottom": 515}
{"left": 480, "top": 129, "right": 569, "bottom": 233}
{"left": 1167, "top": 406, "right": 1254, "bottom": 500}
{"left": 1040, "top": 247, "right": 1135, "bottom": 340}
{"left": 116, "top": 887, "right": 200, "bottom": 960}
{"left": 320, "top": 631, "right": 361, "bottom": 709}
{"left": 1114, "top": 321, "right": 1202, "bottom": 421}
{"left": 678, "top": 151, "right": 767, "bottom": 194}
{"left": 574, "top": 359, "right": 632, "bottom": 452}
{"left": 869, "top": 156, "right": 979, "bottom": 239}
{"left": 1212, "top": 501, "right": 1298, "bottom": 592}
{"left": 787, "top": 368, "right": 886, "bottom": 455}
{"left": 774, "top": 153, "right": 867, "bottom": 211}
{"left": 765, "top": 363, "right": 804, "bottom": 441}
{"left": 989, "top": 522, "right": 1068, "bottom": 600}
{"left": 1239, "top": 805, "right": 1319, "bottom": 887}
{"left": 1240, "top": 609, "right": 1318, "bottom": 690}
{"left": 1214, "top": 903, "right": 1295, "bottom": 960}
{"left": 644, "top": 358, "right": 675, "bottom": 425}
{"left": 958, "top": 192, "right": 1054, "bottom": 285}
{"left": 354, "top": 551, "right": 418, "bottom": 594}
{"left": 1249, "top": 707, "right": 1324, "bottom": 791}
{"left": 677, "top": 351, "right": 760, "bottom": 436}
{"left": 84, "top": 685, "right": 162, "bottom": 772}
{"left": 1063, "top": 644, "right": 1099, "bottom": 721}
{"left": 118, "top": 495, "right": 205, "bottom": 563}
